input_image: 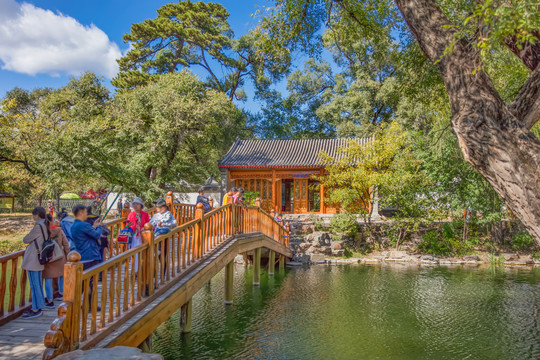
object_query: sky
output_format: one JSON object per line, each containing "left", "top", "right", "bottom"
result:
{"left": 0, "top": 0, "right": 284, "bottom": 112}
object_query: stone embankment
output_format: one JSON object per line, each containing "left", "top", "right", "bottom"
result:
{"left": 285, "top": 219, "right": 539, "bottom": 267}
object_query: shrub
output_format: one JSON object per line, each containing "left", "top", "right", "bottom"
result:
{"left": 418, "top": 230, "right": 452, "bottom": 256}
{"left": 329, "top": 213, "right": 359, "bottom": 237}
{"left": 309, "top": 215, "right": 326, "bottom": 231}
{"left": 512, "top": 229, "right": 534, "bottom": 250}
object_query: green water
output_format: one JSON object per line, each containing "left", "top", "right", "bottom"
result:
{"left": 152, "top": 264, "right": 540, "bottom": 360}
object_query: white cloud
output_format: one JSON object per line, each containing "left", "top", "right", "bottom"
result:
{"left": 0, "top": 0, "right": 121, "bottom": 78}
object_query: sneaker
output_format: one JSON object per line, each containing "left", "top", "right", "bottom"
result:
{"left": 54, "top": 295, "right": 63, "bottom": 301}
{"left": 21, "top": 309, "right": 42, "bottom": 319}
{"left": 44, "top": 301, "right": 56, "bottom": 310}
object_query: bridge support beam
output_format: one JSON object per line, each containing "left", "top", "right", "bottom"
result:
{"left": 268, "top": 250, "right": 275, "bottom": 275}
{"left": 253, "top": 248, "right": 261, "bottom": 286}
{"left": 279, "top": 255, "right": 285, "bottom": 272}
{"left": 180, "top": 299, "right": 192, "bottom": 334}
{"left": 225, "top": 261, "right": 234, "bottom": 304}
{"left": 138, "top": 335, "right": 152, "bottom": 353}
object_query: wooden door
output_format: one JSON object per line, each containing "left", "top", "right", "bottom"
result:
{"left": 293, "top": 179, "right": 308, "bottom": 213}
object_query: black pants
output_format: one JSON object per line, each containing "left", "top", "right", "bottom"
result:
{"left": 83, "top": 260, "right": 100, "bottom": 306}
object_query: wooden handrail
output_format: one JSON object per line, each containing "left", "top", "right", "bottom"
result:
{"left": 43, "top": 201, "right": 290, "bottom": 358}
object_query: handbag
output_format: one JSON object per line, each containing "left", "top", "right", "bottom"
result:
{"left": 117, "top": 225, "right": 133, "bottom": 244}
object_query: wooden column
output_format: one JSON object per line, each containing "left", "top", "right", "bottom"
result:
{"left": 320, "top": 168, "right": 326, "bottom": 214}
{"left": 166, "top": 191, "right": 173, "bottom": 209}
{"left": 121, "top": 203, "right": 130, "bottom": 219}
{"left": 224, "top": 261, "right": 234, "bottom": 305}
{"left": 272, "top": 169, "right": 277, "bottom": 212}
{"left": 141, "top": 224, "right": 155, "bottom": 296}
{"left": 194, "top": 203, "right": 204, "bottom": 258}
{"left": 180, "top": 299, "right": 192, "bottom": 334}
{"left": 268, "top": 250, "right": 276, "bottom": 276}
{"left": 279, "top": 254, "right": 285, "bottom": 272}
{"left": 253, "top": 248, "right": 261, "bottom": 286}
{"left": 63, "top": 251, "right": 83, "bottom": 349}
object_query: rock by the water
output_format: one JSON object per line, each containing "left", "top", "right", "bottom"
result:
{"left": 286, "top": 261, "right": 303, "bottom": 266}
{"left": 55, "top": 346, "right": 163, "bottom": 360}
{"left": 309, "top": 253, "right": 325, "bottom": 263}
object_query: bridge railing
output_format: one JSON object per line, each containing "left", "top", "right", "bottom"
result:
{"left": 43, "top": 201, "right": 289, "bottom": 358}
{"left": 0, "top": 250, "right": 30, "bottom": 325}
{"left": 0, "top": 197, "right": 195, "bottom": 326}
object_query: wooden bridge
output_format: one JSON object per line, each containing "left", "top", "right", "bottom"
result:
{"left": 0, "top": 195, "right": 291, "bottom": 359}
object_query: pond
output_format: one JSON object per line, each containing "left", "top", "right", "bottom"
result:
{"left": 152, "top": 263, "right": 540, "bottom": 360}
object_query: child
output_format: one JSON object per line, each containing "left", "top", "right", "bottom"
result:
{"left": 149, "top": 199, "right": 177, "bottom": 236}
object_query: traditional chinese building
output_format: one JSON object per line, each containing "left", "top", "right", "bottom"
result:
{"left": 218, "top": 138, "right": 372, "bottom": 214}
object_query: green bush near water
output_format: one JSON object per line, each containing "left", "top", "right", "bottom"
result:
{"left": 329, "top": 213, "right": 359, "bottom": 238}
{"left": 511, "top": 230, "right": 534, "bottom": 250}
{"left": 418, "top": 222, "right": 475, "bottom": 256}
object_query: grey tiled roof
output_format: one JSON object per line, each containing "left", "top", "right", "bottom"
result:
{"left": 219, "top": 138, "right": 371, "bottom": 168}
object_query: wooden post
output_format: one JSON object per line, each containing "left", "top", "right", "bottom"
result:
{"left": 255, "top": 197, "right": 262, "bottom": 232}
{"left": 320, "top": 168, "right": 326, "bottom": 214}
{"left": 63, "top": 251, "right": 83, "bottom": 349}
{"left": 253, "top": 248, "right": 261, "bottom": 286}
{"left": 180, "top": 299, "right": 192, "bottom": 333}
{"left": 141, "top": 224, "right": 155, "bottom": 296}
{"left": 224, "top": 261, "right": 234, "bottom": 305}
{"left": 272, "top": 169, "right": 277, "bottom": 212}
{"left": 279, "top": 254, "right": 285, "bottom": 272}
{"left": 166, "top": 191, "right": 173, "bottom": 210}
{"left": 268, "top": 250, "right": 275, "bottom": 276}
{"left": 194, "top": 203, "right": 204, "bottom": 258}
{"left": 121, "top": 203, "right": 130, "bottom": 219}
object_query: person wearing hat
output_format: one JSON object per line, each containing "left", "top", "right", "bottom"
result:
{"left": 126, "top": 198, "right": 150, "bottom": 268}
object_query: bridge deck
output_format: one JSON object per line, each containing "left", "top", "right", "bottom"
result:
{"left": 0, "top": 232, "right": 291, "bottom": 359}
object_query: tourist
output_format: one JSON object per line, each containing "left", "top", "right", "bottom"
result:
{"left": 222, "top": 187, "right": 236, "bottom": 205}
{"left": 234, "top": 188, "right": 244, "bottom": 204}
{"left": 60, "top": 209, "right": 76, "bottom": 250}
{"left": 43, "top": 215, "right": 69, "bottom": 306}
{"left": 71, "top": 204, "right": 103, "bottom": 307}
{"left": 20, "top": 207, "right": 49, "bottom": 319}
{"left": 71, "top": 205, "right": 103, "bottom": 269}
{"left": 196, "top": 187, "right": 212, "bottom": 213}
{"left": 85, "top": 206, "right": 109, "bottom": 262}
{"left": 149, "top": 199, "right": 177, "bottom": 236}
{"left": 47, "top": 200, "right": 54, "bottom": 217}
{"left": 126, "top": 197, "right": 149, "bottom": 269}
{"left": 117, "top": 198, "right": 123, "bottom": 218}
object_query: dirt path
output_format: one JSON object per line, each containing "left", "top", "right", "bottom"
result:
{"left": 0, "top": 214, "right": 34, "bottom": 234}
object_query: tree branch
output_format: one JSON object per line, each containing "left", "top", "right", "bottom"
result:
{"left": 508, "top": 66, "right": 540, "bottom": 130}
{"left": 0, "top": 156, "right": 36, "bottom": 175}
{"left": 504, "top": 30, "right": 540, "bottom": 71}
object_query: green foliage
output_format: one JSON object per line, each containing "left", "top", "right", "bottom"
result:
{"left": 114, "top": 0, "right": 290, "bottom": 99}
{"left": 418, "top": 222, "right": 476, "bottom": 257}
{"left": 112, "top": 71, "right": 245, "bottom": 200}
{"left": 418, "top": 230, "right": 452, "bottom": 256}
{"left": 310, "top": 215, "right": 326, "bottom": 231}
{"left": 511, "top": 229, "right": 534, "bottom": 250}
{"left": 243, "top": 191, "right": 259, "bottom": 204}
{"left": 329, "top": 213, "right": 358, "bottom": 237}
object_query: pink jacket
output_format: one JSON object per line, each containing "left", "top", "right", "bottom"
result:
{"left": 127, "top": 211, "right": 150, "bottom": 236}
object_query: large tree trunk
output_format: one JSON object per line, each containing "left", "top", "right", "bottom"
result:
{"left": 395, "top": 0, "right": 540, "bottom": 244}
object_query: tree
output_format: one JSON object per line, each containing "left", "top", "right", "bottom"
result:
{"left": 113, "top": 0, "right": 290, "bottom": 100}
{"left": 320, "top": 122, "right": 425, "bottom": 222}
{"left": 0, "top": 73, "right": 127, "bottom": 199}
{"left": 111, "top": 70, "right": 246, "bottom": 199}
{"left": 256, "top": 0, "right": 540, "bottom": 244}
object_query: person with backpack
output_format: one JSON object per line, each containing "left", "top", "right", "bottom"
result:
{"left": 21, "top": 207, "right": 51, "bottom": 319}
{"left": 85, "top": 206, "right": 109, "bottom": 263}
{"left": 196, "top": 187, "right": 212, "bottom": 213}
{"left": 43, "top": 215, "right": 70, "bottom": 306}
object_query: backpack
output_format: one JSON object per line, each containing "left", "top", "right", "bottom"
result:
{"left": 35, "top": 224, "right": 56, "bottom": 265}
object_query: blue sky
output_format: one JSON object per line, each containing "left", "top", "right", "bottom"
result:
{"left": 0, "top": 0, "right": 289, "bottom": 112}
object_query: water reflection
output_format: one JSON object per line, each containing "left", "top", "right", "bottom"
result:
{"left": 152, "top": 263, "right": 540, "bottom": 360}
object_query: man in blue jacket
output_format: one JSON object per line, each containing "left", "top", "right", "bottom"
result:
{"left": 70, "top": 204, "right": 103, "bottom": 308}
{"left": 70, "top": 204, "right": 103, "bottom": 270}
